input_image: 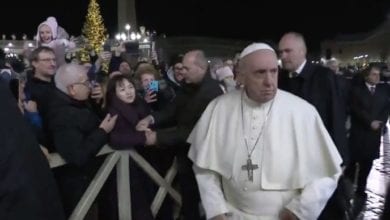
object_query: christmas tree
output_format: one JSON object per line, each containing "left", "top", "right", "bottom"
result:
{"left": 82, "top": 0, "right": 107, "bottom": 54}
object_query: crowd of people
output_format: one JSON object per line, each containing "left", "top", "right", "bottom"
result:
{"left": 0, "top": 16, "right": 389, "bottom": 220}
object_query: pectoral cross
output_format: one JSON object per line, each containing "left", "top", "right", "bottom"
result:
{"left": 241, "top": 158, "right": 258, "bottom": 182}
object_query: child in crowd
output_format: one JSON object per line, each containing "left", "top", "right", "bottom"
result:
{"left": 35, "top": 17, "right": 75, "bottom": 66}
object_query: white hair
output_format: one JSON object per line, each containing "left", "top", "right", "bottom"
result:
{"left": 55, "top": 63, "right": 88, "bottom": 94}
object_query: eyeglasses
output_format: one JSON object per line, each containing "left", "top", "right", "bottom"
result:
{"left": 37, "top": 58, "right": 56, "bottom": 63}
{"left": 72, "top": 80, "right": 92, "bottom": 89}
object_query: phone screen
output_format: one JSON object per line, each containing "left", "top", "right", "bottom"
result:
{"left": 148, "top": 80, "right": 159, "bottom": 92}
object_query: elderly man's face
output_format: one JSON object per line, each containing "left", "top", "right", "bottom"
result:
{"left": 182, "top": 54, "right": 204, "bottom": 84}
{"left": 241, "top": 50, "right": 278, "bottom": 103}
{"left": 32, "top": 51, "right": 56, "bottom": 78}
{"left": 70, "top": 72, "right": 91, "bottom": 101}
{"left": 278, "top": 35, "right": 306, "bottom": 72}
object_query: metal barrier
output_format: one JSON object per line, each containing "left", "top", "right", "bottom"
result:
{"left": 49, "top": 145, "right": 181, "bottom": 220}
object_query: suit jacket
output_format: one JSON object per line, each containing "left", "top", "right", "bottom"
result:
{"left": 152, "top": 72, "right": 224, "bottom": 171}
{"left": 348, "top": 82, "right": 390, "bottom": 160}
{"left": 0, "top": 80, "right": 65, "bottom": 220}
{"left": 279, "top": 62, "right": 348, "bottom": 163}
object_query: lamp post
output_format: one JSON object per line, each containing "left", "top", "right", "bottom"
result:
{"left": 115, "top": 33, "right": 121, "bottom": 41}
{"left": 136, "top": 33, "right": 141, "bottom": 40}
{"left": 120, "top": 33, "right": 127, "bottom": 41}
{"left": 125, "top": 24, "right": 131, "bottom": 40}
{"left": 130, "top": 32, "right": 136, "bottom": 41}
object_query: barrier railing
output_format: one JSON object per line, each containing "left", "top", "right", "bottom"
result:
{"left": 49, "top": 145, "right": 181, "bottom": 220}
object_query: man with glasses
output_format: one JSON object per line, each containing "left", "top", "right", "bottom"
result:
{"left": 48, "top": 63, "right": 117, "bottom": 217}
{"left": 24, "top": 46, "right": 58, "bottom": 150}
{"left": 25, "top": 47, "right": 104, "bottom": 151}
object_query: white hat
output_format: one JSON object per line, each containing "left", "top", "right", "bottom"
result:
{"left": 240, "top": 43, "right": 274, "bottom": 59}
{"left": 36, "top": 17, "right": 58, "bottom": 43}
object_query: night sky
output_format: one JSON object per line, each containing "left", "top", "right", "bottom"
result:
{"left": 1, "top": 0, "right": 389, "bottom": 51}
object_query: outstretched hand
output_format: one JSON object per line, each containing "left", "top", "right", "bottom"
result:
{"left": 99, "top": 114, "right": 118, "bottom": 133}
{"left": 136, "top": 115, "right": 153, "bottom": 131}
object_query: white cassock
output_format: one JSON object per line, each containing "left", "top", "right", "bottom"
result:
{"left": 188, "top": 89, "right": 343, "bottom": 220}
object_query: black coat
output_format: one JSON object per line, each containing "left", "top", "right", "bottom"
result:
{"left": 348, "top": 83, "right": 390, "bottom": 161}
{"left": 24, "top": 77, "right": 56, "bottom": 150}
{"left": 0, "top": 81, "right": 65, "bottom": 220}
{"left": 152, "top": 73, "right": 223, "bottom": 170}
{"left": 279, "top": 62, "right": 348, "bottom": 163}
{"left": 47, "top": 89, "right": 108, "bottom": 215}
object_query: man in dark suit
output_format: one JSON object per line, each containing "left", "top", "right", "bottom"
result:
{"left": 136, "top": 50, "right": 224, "bottom": 220}
{"left": 0, "top": 79, "right": 65, "bottom": 220}
{"left": 345, "top": 64, "right": 390, "bottom": 216}
{"left": 278, "top": 32, "right": 348, "bottom": 160}
{"left": 278, "top": 32, "right": 349, "bottom": 219}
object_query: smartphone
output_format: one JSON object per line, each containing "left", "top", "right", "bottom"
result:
{"left": 148, "top": 80, "right": 159, "bottom": 92}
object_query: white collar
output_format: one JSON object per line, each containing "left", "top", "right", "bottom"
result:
{"left": 365, "top": 82, "right": 376, "bottom": 89}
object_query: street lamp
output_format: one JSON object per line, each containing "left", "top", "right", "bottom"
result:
{"left": 115, "top": 33, "right": 121, "bottom": 41}
{"left": 120, "top": 33, "right": 127, "bottom": 41}
{"left": 125, "top": 24, "right": 131, "bottom": 40}
{"left": 130, "top": 32, "right": 136, "bottom": 41}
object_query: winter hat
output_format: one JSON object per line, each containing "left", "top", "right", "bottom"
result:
{"left": 240, "top": 43, "right": 274, "bottom": 59}
{"left": 36, "top": 16, "right": 58, "bottom": 43}
{"left": 215, "top": 66, "right": 234, "bottom": 81}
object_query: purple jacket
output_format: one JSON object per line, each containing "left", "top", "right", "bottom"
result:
{"left": 108, "top": 96, "right": 150, "bottom": 150}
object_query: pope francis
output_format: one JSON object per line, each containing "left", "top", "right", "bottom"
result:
{"left": 187, "top": 43, "right": 343, "bottom": 220}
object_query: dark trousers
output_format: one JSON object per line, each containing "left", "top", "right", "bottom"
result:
{"left": 177, "top": 168, "right": 201, "bottom": 220}
{"left": 148, "top": 149, "right": 175, "bottom": 220}
{"left": 172, "top": 148, "right": 203, "bottom": 220}
{"left": 345, "top": 159, "right": 374, "bottom": 196}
